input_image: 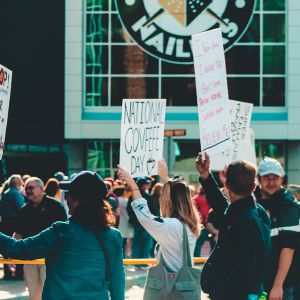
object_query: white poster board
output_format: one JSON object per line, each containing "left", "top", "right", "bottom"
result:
{"left": 120, "top": 99, "right": 166, "bottom": 177}
{"left": 0, "top": 64, "right": 12, "bottom": 159}
{"left": 210, "top": 100, "right": 255, "bottom": 170}
{"left": 192, "top": 28, "right": 231, "bottom": 155}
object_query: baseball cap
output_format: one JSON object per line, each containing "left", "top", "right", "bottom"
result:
{"left": 54, "top": 171, "right": 68, "bottom": 181}
{"left": 136, "top": 177, "right": 151, "bottom": 187}
{"left": 258, "top": 157, "right": 284, "bottom": 177}
{"left": 59, "top": 171, "right": 107, "bottom": 199}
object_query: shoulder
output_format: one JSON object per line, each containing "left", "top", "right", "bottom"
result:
{"left": 233, "top": 213, "right": 262, "bottom": 235}
{"left": 102, "top": 227, "right": 123, "bottom": 245}
{"left": 45, "top": 196, "right": 65, "bottom": 209}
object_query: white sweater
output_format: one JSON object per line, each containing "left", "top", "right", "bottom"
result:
{"left": 131, "top": 198, "right": 197, "bottom": 272}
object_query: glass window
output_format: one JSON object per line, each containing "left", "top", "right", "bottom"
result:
{"left": 255, "top": 140, "right": 286, "bottom": 170}
{"left": 86, "top": 45, "right": 108, "bottom": 75}
{"left": 162, "top": 77, "right": 197, "bottom": 106}
{"left": 111, "top": 46, "right": 158, "bottom": 74}
{"left": 227, "top": 78, "right": 260, "bottom": 106}
{"left": 110, "top": 77, "right": 158, "bottom": 106}
{"left": 87, "top": 140, "right": 119, "bottom": 177}
{"left": 86, "top": 77, "right": 108, "bottom": 106}
{"left": 263, "top": 78, "right": 285, "bottom": 106}
{"left": 84, "top": 0, "right": 286, "bottom": 108}
{"left": 263, "top": 0, "right": 285, "bottom": 11}
{"left": 226, "top": 46, "right": 260, "bottom": 74}
{"left": 86, "top": 14, "right": 108, "bottom": 43}
{"left": 111, "top": 14, "right": 129, "bottom": 43}
{"left": 162, "top": 62, "right": 195, "bottom": 75}
{"left": 240, "top": 14, "right": 260, "bottom": 43}
{"left": 86, "top": 0, "right": 109, "bottom": 11}
{"left": 263, "top": 46, "right": 285, "bottom": 74}
{"left": 263, "top": 14, "right": 285, "bottom": 43}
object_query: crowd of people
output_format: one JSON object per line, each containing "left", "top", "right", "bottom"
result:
{"left": 0, "top": 155, "right": 298, "bottom": 300}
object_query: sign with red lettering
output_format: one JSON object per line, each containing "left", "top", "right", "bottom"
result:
{"left": 120, "top": 99, "right": 166, "bottom": 177}
{"left": 210, "top": 100, "right": 254, "bottom": 170}
{"left": 192, "top": 28, "right": 231, "bottom": 155}
{"left": 0, "top": 64, "right": 12, "bottom": 159}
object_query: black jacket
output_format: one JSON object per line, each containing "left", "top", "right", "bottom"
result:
{"left": 200, "top": 174, "right": 271, "bottom": 299}
{"left": 258, "top": 188, "right": 300, "bottom": 291}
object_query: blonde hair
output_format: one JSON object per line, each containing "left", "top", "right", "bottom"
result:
{"left": 160, "top": 178, "right": 201, "bottom": 236}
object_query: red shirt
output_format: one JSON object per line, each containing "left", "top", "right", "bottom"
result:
{"left": 193, "top": 193, "right": 210, "bottom": 225}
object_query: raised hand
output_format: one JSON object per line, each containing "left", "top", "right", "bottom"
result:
{"left": 195, "top": 152, "right": 210, "bottom": 180}
{"left": 117, "top": 165, "right": 137, "bottom": 190}
{"left": 157, "top": 158, "right": 169, "bottom": 183}
{"left": 218, "top": 166, "right": 227, "bottom": 186}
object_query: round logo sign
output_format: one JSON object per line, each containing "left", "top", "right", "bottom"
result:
{"left": 115, "top": 0, "right": 256, "bottom": 64}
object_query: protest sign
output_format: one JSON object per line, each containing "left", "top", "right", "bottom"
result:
{"left": 120, "top": 99, "right": 166, "bottom": 177}
{"left": 210, "top": 100, "right": 254, "bottom": 170}
{"left": 192, "top": 28, "right": 231, "bottom": 156}
{"left": 0, "top": 64, "right": 12, "bottom": 159}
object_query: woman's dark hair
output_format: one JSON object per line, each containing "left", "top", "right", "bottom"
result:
{"left": 71, "top": 193, "right": 116, "bottom": 231}
{"left": 45, "top": 178, "right": 60, "bottom": 197}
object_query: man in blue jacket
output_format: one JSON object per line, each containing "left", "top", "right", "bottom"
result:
{"left": 257, "top": 157, "right": 300, "bottom": 300}
{"left": 196, "top": 153, "right": 271, "bottom": 300}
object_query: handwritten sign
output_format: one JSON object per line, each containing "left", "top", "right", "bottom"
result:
{"left": 0, "top": 64, "right": 12, "bottom": 159}
{"left": 192, "top": 28, "right": 231, "bottom": 155}
{"left": 210, "top": 100, "right": 254, "bottom": 170}
{"left": 120, "top": 99, "right": 166, "bottom": 177}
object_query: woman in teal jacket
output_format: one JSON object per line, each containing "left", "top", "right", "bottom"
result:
{"left": 0, "top": 171, "right": 125, "bottom": 300}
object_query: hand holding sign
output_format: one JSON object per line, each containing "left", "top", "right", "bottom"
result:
{"left": 195, "top": 152, "right": 210, "bottom": 180}
{"left": 119, "top": 99, "right": 166, "bottom": 178}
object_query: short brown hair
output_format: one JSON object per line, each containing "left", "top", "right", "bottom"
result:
{"left": 226, "top": 161, "right": 257, "bottom": 196}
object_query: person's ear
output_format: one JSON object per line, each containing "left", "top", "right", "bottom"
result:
{"left": 251, "top": 183, "right": 256, "bottom": 192}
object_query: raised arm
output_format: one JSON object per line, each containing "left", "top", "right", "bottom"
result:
{"left": 157, "top": 158, "right": 169, "bottom": 183}
{"left": 0, "top": 222, "right": 62, "bottom": 260}
{"left": 195, "top": 152, "right": 228, "bottom": 214}
{"left": 117, "top": 165, "right": 141, "bottom": 201}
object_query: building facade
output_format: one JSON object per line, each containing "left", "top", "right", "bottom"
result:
{"left": 65, "top": 0, "right": 300, "bottom": 183}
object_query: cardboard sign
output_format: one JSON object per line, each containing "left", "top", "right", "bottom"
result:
{"left": 192, "top": 28, "right": 231, "bottom": 155}
{"left": 0, "top": 64, "right": 12, "bottom": 159}
{"left": 210, "top": 100, "right": 255, "bottom": 170}
{"left": 120, "top": 99, "right": 166, "bottom": 177}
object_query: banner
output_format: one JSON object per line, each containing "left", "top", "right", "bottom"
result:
{"left": 210, "top": 100, "right": 254, "bottom": 170}
{"left": 192, "top": 28, "right": 231, "bottom": 155}
{"left": 0, "top": 64, "right": 12, "bottom": 159}
{"left": 120, "top": 99, "right": 166, "bottom": 177}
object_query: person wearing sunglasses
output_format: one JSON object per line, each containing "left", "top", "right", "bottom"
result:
{"left": 0, "top": 171, "right": 125, "bottom": 300}
{"left": 13, "top": 177, "right": 67, "bottom": 300}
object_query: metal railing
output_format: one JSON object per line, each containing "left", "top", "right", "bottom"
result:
{"left": 0, "top": 258, "right": 207, "bottom": 265}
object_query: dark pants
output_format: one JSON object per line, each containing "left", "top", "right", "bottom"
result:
{"left": 132, "top": 223, "right": 152, "bottom": 266}
{"left": 194, "top": 228, "right": 209, "bottom": 257}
